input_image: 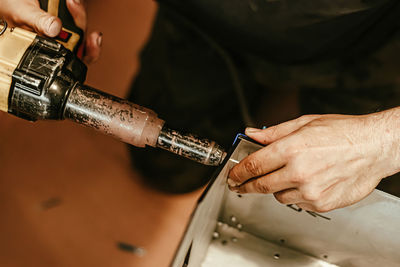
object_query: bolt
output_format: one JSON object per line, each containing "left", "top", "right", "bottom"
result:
{"left": 212, "top": 232, "right": 220, "bottom": 239}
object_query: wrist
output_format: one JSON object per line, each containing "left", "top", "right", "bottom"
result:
{"left": 370, "top": 107, "right": 400, "bottom": 177}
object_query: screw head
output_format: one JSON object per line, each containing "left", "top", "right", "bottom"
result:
{"left": 212, "top": 232, "right": 220, "bottom": 239}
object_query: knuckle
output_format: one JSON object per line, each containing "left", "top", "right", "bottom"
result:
{"left": 283, "top": 144, "right": 299, "bottom": 160}
{"left": 9, "top": 14, "right": 21, "bottom": 24}
{"left": 268, "top": 143, "right": 280, "bottom": 155}
{"left": 307, "top": 118, "right": 327, "bottom": 128}
{"left": 291, "top": 169, "right": 307, "bottom": 184}
{"left": 254, "top": 179, "right": 271, "bottom": 194}
{"left": 228, "top": 168, "right": 240, "bottom": 183}
{"left": 298, "top": 115, "right": 313, "bottom": 124}
{"left": 298, "top": 115, "right": 310, "bottom": 122}
{"left": 11, "top": 14, "right": 31, "bottom": 27}
{"left": 301, "top": 189, "right": 321, "bottom": 202}
{"left": 299, "top": 114, "right": 319, "bottom": 123}
{"left": 290, "top": 175, "right": 301, "bottom": 185}
{"left": 244, "top": 159, "right": 263, "bottom": 177}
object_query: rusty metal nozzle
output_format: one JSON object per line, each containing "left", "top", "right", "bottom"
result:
{"left": 64, "top": 84, "right": 226, "bottom": 166}
{"left": 64, "top": 84, "right": 164, "bottom": 148}
{"left": 157, "top": 126, "right": 227, "bottom": 166}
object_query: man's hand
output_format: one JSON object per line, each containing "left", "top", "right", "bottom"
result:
{"left": 228, "top": 109, "right": 400, "bottom": 212}
{"left": 0, "top": 0, "right": 101, "bottom": 64}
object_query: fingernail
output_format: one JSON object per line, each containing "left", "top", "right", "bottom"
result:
{"left": 47, "top": 18, "right": 61, "bottom": 37}
{"left": 245, "top": 127, "right": 261, "bottom": 134}
{"left": 97, "top": 33, "right": 103, "bottom": 47}
{"left": 228, "top": 186, "right": 241, "bottom": 194}
{"left": 227, "top": 178, "right": 240, "bottom": 188}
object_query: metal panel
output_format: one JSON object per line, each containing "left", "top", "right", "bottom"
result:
{"left": 172, "top": 136, "right": 400, "bottom": 267}
{"left": 171, "top": 161, "right": 229, "bottom": 267}
{"left": 202, "top": 223, "right": 335, "bottom": 267}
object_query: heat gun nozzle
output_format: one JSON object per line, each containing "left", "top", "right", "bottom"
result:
{"left": 157, "top": 126, "right": 227, "bottom": 166}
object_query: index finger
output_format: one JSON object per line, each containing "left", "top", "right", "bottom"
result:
{"left": 228, "top": 143, "right": 287, "bottom": 187}
{"left": 230, "top": 167, "right": 296, "bottom": 195}
{"left": 66, "top": 0, "right": 87, "bottom": 30}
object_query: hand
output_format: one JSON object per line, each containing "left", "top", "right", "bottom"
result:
{"left": 228, "top": 109, "right": 400, "bottom": 212}
{"left": 0, "top": 0, "right": 101, "bottom": 64}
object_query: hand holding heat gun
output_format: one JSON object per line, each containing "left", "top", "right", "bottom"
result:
{"left": 0, "top": 0, "right": 226, "bottom": 166}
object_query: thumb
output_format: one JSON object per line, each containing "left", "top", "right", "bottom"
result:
{"left": 19, "top": 4, "right": 62, "bottom": 37}
{"left": 245, "top": 115, "right": 320, "bottom": 144}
